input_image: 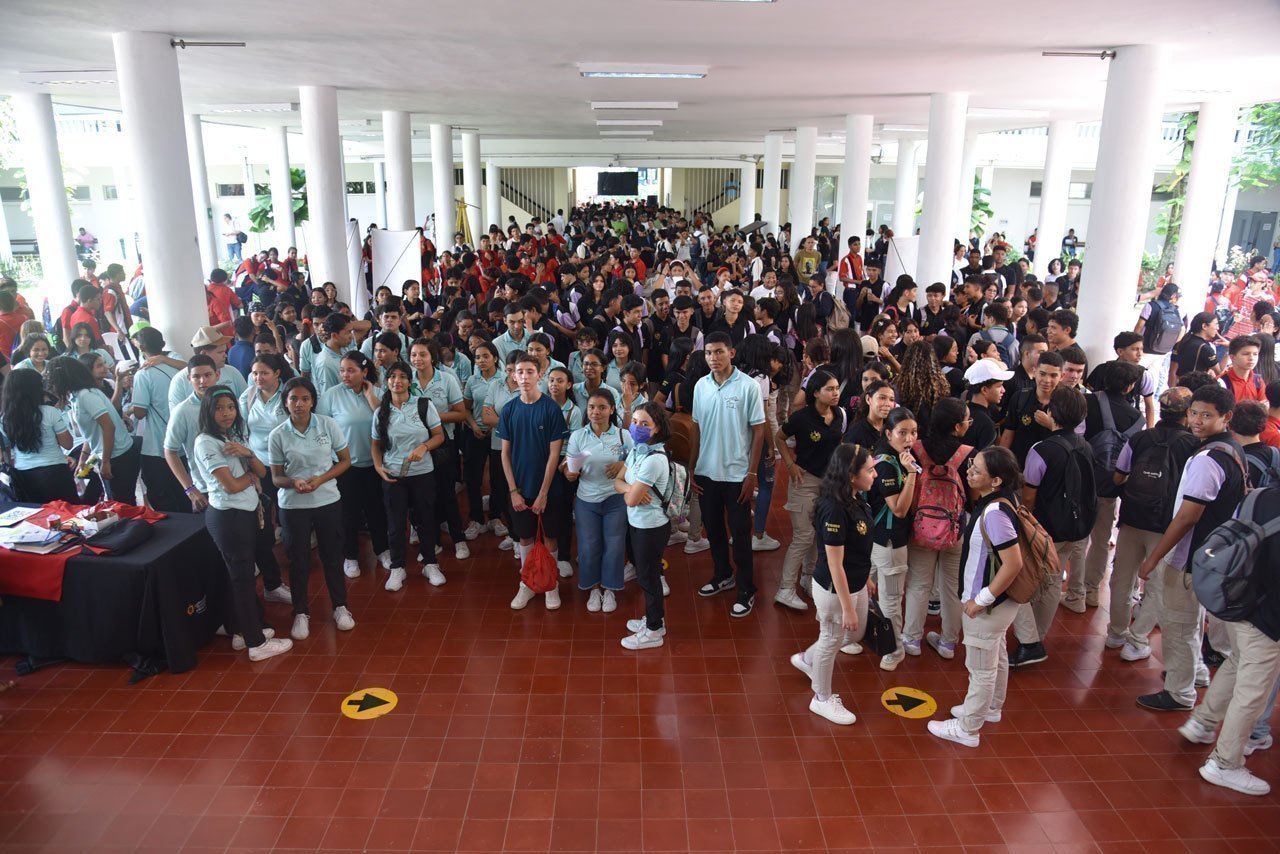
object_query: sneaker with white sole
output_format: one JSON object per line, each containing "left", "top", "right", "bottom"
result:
{"left": 423, "top": 564, "right": 446, "bottom": 586}
{"left": 926, "top": 632, "right": 955, "bottom": 660}
{"left": 377, "top": 550, "right": 391, "bottom": 570}
{"left": 545, "top": 587, "right": 561, "bottom": 610}
{"left": 435, "top": 544, "right": 443, "bottom": 555}
{"left": 510, "top": 583, "right": 536, "bottom": 610}
{"left": 409, "top": 529, "right": 419, "bottom": 545}
{"left": 951, "top": 704, "right": 1001, "bottom": 724}
{"left": 799, "top": 575, "right": 813, "bottom": 597}
{"left": 730, "top": 595, "right": 755, "bottom": 618}
{"left": 557, "top": 561, "right": 573, "bottom": 578}
{"left": 498, "top": 536, "right": 515, "bottom": 552}
{"left": 667, "top": 530, "right": 688, "bottom": 547}
{"left": 248, "top": 637, "right": 293, "bottom": 662}
{"left": 809, "top": 694, "right": 856, "bottom": 725}
{"left": 455, "top": 542, "right": 470, "bottom": 560}
{"left": 463, "top": 521, "right": 482, "bottom": 541}
{"left": 1104, "top": 632, "right": 1127, "bottom": 649}
{"left": 343, "top": 559, "right": 361, "bottom": 579}
{"left": 587, "top": 589, "right": 603, "bottom": 612}
{"left": 699, "top": 576, "right": 736, "bottom": 597}
{"left": 774, "top": 589, "right": 808, "bottom": 611}
{"left": 291, "top": 614, "right": 310, "bottom": 641}
{"left": 264, "top": 584, "right": 292, "bottom": 605}
{"left": 621, "top": 627, "right": 665, "bottom": 650}
{"left": 333, "top": 606, "right": 356, "bottom": 631}
{"left": 928, "top": 718, "right": 980, "bottom": 748}
{"left": 790, "top": 652, "right": 813, "bottom": 678}
{"left": 752, "top": 533, "right": 781, "bottom": 551}
{"left": 1178, "top": 717, "right": 1217, "bottom": 745}
{"left": 1199, "top": 758, "right": 1271, "bottom": 796}
{"left": 840, "top": 642, "right": 863, "bottom": 655}
{"left": 385, "top": 567, "right": 407, "bottom": 592}
{"left": 626, "top": 617, "right": 665, "bottom": 635}
{"left": 1120, "top": 642, "right": 1151, "bottom": 662}
{"left": 232, "top": 628, "right": 275, "bottom": 651}
{"left": 683, "top": 537, "right": 710, "bottom": 554}
{"left": 879, "top": 650, "right": 905, "bottom": 671}
{"left": 661, "top": 576, "right": 670, "bottom": 597}
{"left": 601, "top": 590, "right": 617, "bottom": 612}
{"left": 623, "top": 563, "right": 637, "bottom": 582}
{"left": 1246, "top": 734, "right": 1274, "bottom": 756}
{"left": 902, "top": 639, "right": 922, "bottom": 657}
{"left": 492, "top": 521, "right": 509, "bottom": 538}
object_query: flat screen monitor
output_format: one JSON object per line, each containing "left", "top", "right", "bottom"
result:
{"left": 597, "top": 171, "right": 639, "bottom": 196}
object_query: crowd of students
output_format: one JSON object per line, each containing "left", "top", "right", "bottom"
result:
{"left": 2, "top": 200, "right": 1280, "bottom": 796}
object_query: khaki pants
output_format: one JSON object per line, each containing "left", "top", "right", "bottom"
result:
{"left": 780, "top": 471, "right": 822, "bottom": 592}
{"left": 1011, "top": 539, "right": 1082, "bottom": 644}
{"left": 956, "top": 599, "right": 1020, "bottom": 733}
{"left": 904, "top": 543, "right": 962, "bottom": 645}
{"left": 1110, "top": 526, "right": 1163, "bottom": 641}
{"left": 1191, "top": 621, "right": 1280, "bottom": 770}
{"left": 1072, "top": 496, "right": 1117, "bottom": 605}
{"left": 805, "top": 582, "right": 869, "bottom": 697}
{"left": 873, "top": 542, "right": 909, "bottom": 648}
{"left": 1160, "top": 561, "right": 1204, "bottom": 707}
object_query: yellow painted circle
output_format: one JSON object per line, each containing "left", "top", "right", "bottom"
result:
{"left": 880, "top": 686, "right": 937, "bottom": 719}
{"left": 341, "top": 687, "right": 398, "bottom": 720}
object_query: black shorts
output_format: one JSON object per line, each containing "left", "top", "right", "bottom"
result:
{"left": 509, "top": 499, "right": 568, "bottom": 542}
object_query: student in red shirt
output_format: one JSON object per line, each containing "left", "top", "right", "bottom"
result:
{"left": 0, "top": 290, "right": 25, "bottom": 356}
{"left": 1263, "top": 380, "right": 1280, "bottom": 450}
{"left": 206, "top": 268, "right": 243, "bottom": 326}
{"left": 67, "top": 284, "right": 105, "bottom": 339}
{"left": 1220, "top": 334, "right": 1267, "bottom": 403}
{"left": 838, "top": 236, "right": 864, "bottom": 288}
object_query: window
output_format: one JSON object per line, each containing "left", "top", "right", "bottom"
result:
{"left": 102, "top": 185, "right": 118, "bottom": 200}
{"left": 453, "top": 168, "right": 465, "bottom": 186}
{"left": 0, "top": 187, "right": 28, "bottom": 203}
{"left": 1029, "top": 181, "right": 1091, "bottom": 199}
{"left": 71, "top": 185, "right": 91, "bottom": 201}
{"left": 346, "top": 181, "right": 368, "bottom": 195}
{"left": 365, "top": 181, "right": 377, "bottom": 194}
{"left": 216, "top": 183, "right": 245, "bottom": 197}
{"left": 755, "top": 168, "right": 791, "bottom": 190}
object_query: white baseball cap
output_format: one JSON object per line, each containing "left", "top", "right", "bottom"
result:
{"left": 964, "top": 359, "right": 1015, "bottom": 385}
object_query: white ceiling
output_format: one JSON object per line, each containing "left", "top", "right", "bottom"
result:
{"left": 3, "top": 0, "right": 1279, "bottom": 151}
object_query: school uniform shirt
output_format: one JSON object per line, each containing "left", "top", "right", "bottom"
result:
{"left": 12, "top": 358, "right": 44, "bottom": 373}
{"left": 1004, "top": 387, "right": 1054, "bottom": 466}
{"left": 496, "top": 393, "right": 570, "bottom": 498}
{"left": 781, "top": 405, "right": 846, "bottom": 478}
{"left": 239, "top": 386, "right": 289, "bottom": 466}
{"left": 464, "top": 371, "right": 499, "bottom": 439}
{"left": 958, "top": 495, "right": 1020, "bottom": 605}
{"left": 493, "top": 329, "right": 530, "bottom": 362}
{"left": 193, "top": 433, "right": 259, "bottom": 512}
{"left": 920, "top": 307, "right": 949, "bottom": 339}
{"left": 963, "top": 402, "right": 998, "bottom": 450}
{"left": 130, "top": 362, "right": 178, "bottom": 457}
{"left": 70, "top": 387, "right": 132, "bottom": 461}
{"left": 410, "top": 369, "right": 465, "bottom": 440}
{"left": 309, "top": 341, "right": 358, "bottom": 398}
{"left": 566, "top": 424, "right": 632, "bottom": 504}
{"left": 486, "top": 382, "right": 519, "bottom": 452}
{"left": 168, "top": 364, "right": 248, "bottom": 411}
{"left": 442, "top": 352, "right": 472, "bottom": 387}
{"left": 164, "top": 394, "right": 205, "bottom": 488}
{"left": 555, "top": 398, "right": 585, "bottom": 454}
{"left": 268, "top": 414, "right": 348, "bottom": 509}
{"left": 370, "top": 397, "right": 441, "bottom": 479}
{"left": 1174, "top": 334, "right": 1218, "bottom": 376}
{"left": 568, "top": 351, "right": 588, "bottom": 385}
{"left": 318, "top": 384, "right": 380, "bottom": 468}
{"left": 867, "top": 451, "right": 910, "bottom": 548}
{"left": 0, "top": 405, "right": 69, "bottom": 469}
{"left": 1084, "top": 392, "right": 1142, "bottom": 440}
{"left": 574, "top": 381, "right": 618, "bottom": 411}
{"left": 1165, "top": 435, "right": 1248, "bottom": 569}
{"left": 691, "top": 368, "right": 765, "bottom": 483}
{"left": 811, "top": 495, "right": 874, "bottom": 594}
{"left": 844, "top": 418, "right": 883, "bottom": 452}
{"left": 1024, "top": 431, "right": 1093, "bottom": 541}
{"left": 359, "top": 330, "right": 412, "bottom": 362}
{"left": 624, "top": 440, "right": 671, "bottom": 530}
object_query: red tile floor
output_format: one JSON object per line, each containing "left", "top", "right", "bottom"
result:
{"left": 2, "top": 502, "right": 1280, "bottom": 852}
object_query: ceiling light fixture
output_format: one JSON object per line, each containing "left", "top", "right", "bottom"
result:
{"left": 1042, "top": 50, "right": 1115, "bottom": 60}
{"left": 205, "top": 103, "right": 298, "bottom": 113}
{"left": 597, "top": 119, "right": 664, "bottom": 126}
{"left": 967, "top": 108, "right": 1050, "bottom": 119}
{"left": 591, "top": 101, "right": 679, "bottom": 110}
{"left": 600, "top": 130, "right": 654, "bottom": 136}
{"left": 880, "top": 125, "right": 927, "bottom": 133}
{"left": 18, "top": 70, "right": 116, "bottom": 85}
{"left": 579, "top": 63, "right": 707, "bottom": 79}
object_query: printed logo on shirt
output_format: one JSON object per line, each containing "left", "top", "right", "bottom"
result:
{"left": 809, "top": 431, "right": 822, "bottom": 443}
{"left": 856, "top": 520, "right": 868, "bottom": 536}
{"left": 723, "top": 395, "right": 740, "bottom": 411}
{"left": 1020, "top": 414, "right": 1033, "bottom": 426}
{"left": 824, "top": 521, "right": 842, "bottom": 534}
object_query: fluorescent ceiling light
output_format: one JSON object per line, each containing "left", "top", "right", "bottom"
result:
{"left": 591, "top": 101, "right": 679, "bottom": 110}
{"left": 19, "top": 70, "right": 115, "bottom": 85}
{"left": 597, "top": 119, "right": 664, "bottom": 126}
{"left": 678, "top": 0, "right": 775, "bottom": 3}
{"left": 579, "top": 63, "right": 707, "bottom": 79}
{"left": 205, "top": 103, "right": 297, "bottom": 113}
{"left": 600, "top": 130, "right": 654, "bottom": 136}
{"left": 881, "top": 125, "right": 926, "bottom": 132}
{"left": 967, "top": 108, "right": 1049, "bottom": 119}
{"left": 338, "top": 119, "right": 372, "bottom": 128}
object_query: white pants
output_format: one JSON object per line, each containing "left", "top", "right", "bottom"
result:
{"left": 873, "top": 542, "right": 909, "bottom": 649}
{"left": 956, "top": 599, "right": 1020, "bottom": 734}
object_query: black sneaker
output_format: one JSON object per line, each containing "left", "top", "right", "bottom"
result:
{"left": 1202, "top": 637, "right": 1226, "bottom": 668}
{"left": 1009, "top": 642, "right": 1047, "bottom": 668}
{"left": 730, "top": 594, "right": 755, "bottom": 618}
{"left": 1137, "top": 690, "right": 1193, "bottom": 712}
{"left": 927, "top": 600, "right": 942, "bottom": 616}
{"left": 698, "top": 576, "right": 736, "bottom": 597}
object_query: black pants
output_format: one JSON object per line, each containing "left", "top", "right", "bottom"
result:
{"left": 337, "top": 465, "right": 389, "bottom": 560}
{"left": 384, "top": 470, "right": 436, "bottom": 569}
{"left": 254, "top": 488, "right": 284, "bottom": 592}
{"left": 140, "top": 453, "right": 187, "bottom": 513}
{"left": 206, "top": 506, "right": 267, "bottom": 647}
{"left": 631, "top": 521, "right": 671, "bottom": 631}
{"left": 70, "top": 444, "right": 103, "bottom": 505}
{"left": 281, "top": 501, "right": 346, "bottom": 615}
{"left": 488, "top": 449, "right": 509, "bottom": 526}
{"left": 461, "top": 429, "right": 490, "bottom": 526}
{"left": 11, "top": 463, "right": 78, "bottom": 504}
{"left": 102, "top": 437, "right": 143, "bottom": 506}
{"left": 555, "top": 473, "right": 576, "bottom": 561}
{"left": 697, "top": 476, "right": 755, "bottom": 597}
{"left": 432, "top": 436, "right": 464, "bottom": 545}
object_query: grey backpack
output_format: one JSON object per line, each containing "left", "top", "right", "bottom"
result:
{"left": 1190, "top": 487, "right": 1280, "bottom": 622}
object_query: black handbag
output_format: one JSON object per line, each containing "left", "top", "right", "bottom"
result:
{"left": 863, "top": 598, "right": 899, "bottom": 657}
{"left": 85, "top": 519, "right": 154, "bottom": 554}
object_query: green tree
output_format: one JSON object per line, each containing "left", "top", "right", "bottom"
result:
{"left": 247, "top": 167, "right": 307, "bottom": 232}
{"left": 1235, "top": 101, "right": 1280, "bottom": 191}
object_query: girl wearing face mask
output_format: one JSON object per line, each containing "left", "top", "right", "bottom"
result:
{"left": 868, "top": 407, "right": 920, "bottom": 672}
{"left": 614, "top": 403, "right": 673, "bottom": 651}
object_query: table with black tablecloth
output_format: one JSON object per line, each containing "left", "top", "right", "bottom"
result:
{"left": 0, "top": 505, "right": 227, "bottom": 675}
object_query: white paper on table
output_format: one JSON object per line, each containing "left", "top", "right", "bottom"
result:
{"left": 0, "top": 507, "right": 39, "bottom": 527}
{"left": 565, "top": 451, "right": 590, "bottom": 474}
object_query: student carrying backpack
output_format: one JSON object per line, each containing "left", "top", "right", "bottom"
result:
{"left": 1089, "top": 391, "right": 1145, "bottom": 498}
{"left": 910, "top": 440, "right": 973, "bottom": 550}
{"left": 979, "top": 496, "right": 1059, "bottom": 604}
{"left": 1142, "top": 297, "right": 1183, "bottom": 356}
{"left": 653, "top": 448, "right": 691, "bottom": 521}
{"left": 1246, "top": 445, "right": 1280, "bottom": 489}
{"left": 1191, "top": 487, "right": 1280, "bottom": 622}
{"left": 1035, "top": 433, "right": 1098, "bottom": 543}
{"left": 979, "top": 326, "right": 1018, "bottom": 370}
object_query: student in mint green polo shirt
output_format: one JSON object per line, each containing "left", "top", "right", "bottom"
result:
{"left": 688, "top": 332, "right": 766, "bottom": 619}
{"left": 129, "top": 327, "right": 185, "bottom": 512}
{"left": 408, "top": 338, "right": 470, "bottom": 560}
{"left": 303, "top": 313, "right": 358, "bottom": 398}
{"left": 45, "top": 355, "right": 143, "bottom": 506}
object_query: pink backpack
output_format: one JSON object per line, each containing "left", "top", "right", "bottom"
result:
{"left": 909, "top": 440, "right": 973, "bottom": 551}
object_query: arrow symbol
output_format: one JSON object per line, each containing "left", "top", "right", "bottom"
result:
{"left": 346, "top": 693, "right": 389, "bottom": 713}
{"left": 885, "top": 692, "right": 925, "bottom": 712}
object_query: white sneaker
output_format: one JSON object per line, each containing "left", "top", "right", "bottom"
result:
{"left": 951, "top": 704, "right": 1001, "bottom": 724}
{"left": 248, "top": 637, "right": 293, "bottom": 662}
{"left": 661, "top": 576, "right": 670, "bottom": 597}
{"left": 667, "top": 530, "right": 688, "bottom": 547}
{"left": 492, "top": 521, "right": 509, "bottom": 538}
{"left": 752, "top": 533, "right": 781, "bottom": 551}
{"left": 545, "top": 587, "right": 561, "bottom": 610}
{"left": 683, "top": 537, "right": 710, "bottom": 555}
{"left": 377, "top": 550, "right": 391, "bottom": 570}
{"left": 498, "top": 536, "right": 515, "bottom": 551}
{"left": 879, "top": 650, "right": 905, "bottom": 672}
{"left": 926, "top": 632, "right": 955, "bottom": 660}
{"left": 1246, "top": 734, "right": 1274, "bottom": 756}
{"left": 263, "top": 584, "right": 292, "bottom": 605}
{"left": 902, "top": 639, "right": 922, "bottom": 657}
{"left": 1199, "top": 758, "right": 1271, "bottom": 796}
{"left": 809, "top": 694, "right": 856, "bottom": 726}
{"left": 799, "top": 575, "right": 813, "bottom": 597}
{"left": 587, "top": 589, "right": 603, "bottom": 612}
{"left": 601, "top": 590, "right": 617, "bottom": 613}
{"left": 343, "top": 559, "right": 361, "bottom": 579}
{"left": 511, "top": 583, "right": 536, "bottom": 610}
{"left": 1104, "top": 632, "right": 1127, "bottom": 649}
{"left": 928, "top": 718, "right": 980, "bottom": 748}
{"left": 1195, "top": 665, "right": 1212, "bottom": 689}
{"left": 621, "top": 627, "right": 665, "bottom": 650}
{"left": 774, "top": 589, "right": 808, "bottom": 611}
{"left": 790, "top": 652, "right": 813, "bottom": 678}
{"left": 455, "top": 542, "right": 470, "bottom": 560}
{"left": 435, "top": 544, "right": 443, "bottom": 556}
{"left": 409, "top": 529, "right": 419, "bottom": 545}
{"left": 232, "top": 628, "right": 275, "bottom": 651}
{"left": 1178, "top": 717, "right": 1217, "bottom": 745}
{"left": 626, "top": 618, "right": 665, "bottom": 635}
{"left": 423, "top": 564, "right": 446, "bottom": 586}
{"left": 290, "top": 614, "right": 310, "bottom": 641}
{"left": 840, "top": 642, "right": 863, "bottom": 655}
{"left": 333, "top": 606, "right": 355, "bottom": 631}
{"left": 463, "top": 521, "right": 483, "bottom": 541}
{"left": 1120, "top": 642, "right": 1151, "bottom": 662}
{"left": 623, "top": 562, "right": 636, "bottom": 582}
{"left": 557, "top": 560, "right": 573, "bottom": 578}
{"left": 385, "top": 567, "right": 407, "bottom": 592}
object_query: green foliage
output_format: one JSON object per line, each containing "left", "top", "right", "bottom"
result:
{"left": 248, "top": 167, "right": 308, "bottom": 233}
{"left": 1235, "top": 101, "right": 1280, "bottom": 191}
{"left": 0, "top": 254, "right": 44, "bottom": 290}
{"left": 970, "top": 177, "right": 994, "bottom": 239}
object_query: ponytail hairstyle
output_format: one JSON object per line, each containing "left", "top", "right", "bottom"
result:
{"left": 854, "top": 378, "right": 897, "bottom": 421}
{"left": 816, "top": 443, "right": 872, "bottom": 512}
{"left": 198, "top": 385, "right": 246, "bottom": 441}
{"left": 802, "top": 368, "right": 837, "bottom": 409}
{"left": 341, "top": 350, "right": 379, "bottom": 386}
{"left": 375, "top": 361, "right": 415, "bottom": 453}
{"left": 977, "top": 445, "right": 1024, "bottom": 498}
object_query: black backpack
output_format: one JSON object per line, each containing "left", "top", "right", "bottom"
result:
{"left": 1037, "top": 434, "right": 1098, "bottom": 542}
{"left": 1142, "top": 299, "right": 1182, "bottom": 355}
{"left": 1119, "top": 430, "right": 1182, "bottom": 533}
{"left": 1246, "top": 444, "right": 1280, "bottom": 490}
{"left": 1191, "top": 487, "right": 1280, "bottom": 622}
{"left": 1088, "top": 392, "right": 1144, "bottom": 499}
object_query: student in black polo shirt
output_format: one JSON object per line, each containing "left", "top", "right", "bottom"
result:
{"left": 920, "top": 282, "right": 950, "bottom": 339}
{"left": 1173, "top": 311, "right": 1222, "bottom": 382}
{"left": 868, "top": 407, "right": 921, "bottom": 673}
{"left": 709, "top": 289, "right": 756, "bottom": 346}
{"left": 998, "top": 350, "right": 1064, "bottom": 466}
{"left": 845, "top": 380, "right": 896, "bottom": 449}
{"left": 962, "top": 360, "right": 1012, "bottom": 450}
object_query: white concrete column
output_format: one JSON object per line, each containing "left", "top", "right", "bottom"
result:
{"left": 789, "top": 126, "right": 818, "bottom": 242}
{"left": 738, "top": 162, "right": 757, "bottom": 228}
{"left": 298, "top": 85, "right": 350, "bottom": 298}
{"left": 184, "top": 114, "right": 218, "bottom": 273}
{"left": 1215, "top": 182, "right": 1240, "bottom": 269}
{"left": 839, "top": 114, "right": 873, "bottom": 237}
{"left": 955, "top": 131, "right": 980, "bottom": 245}
{"left": 892, "top": 136, "right": 920, "bottom": 238}
{"left": 1077, "top": 45, "right": 1170, "bottom": 367}
{"left": 268, "top": 125, "right": 295, "bottom": 251}
{"left": 916, "top": 93, "right": 969, "bottom": 291}
{"left": 1174, "top": 100, "right": 1239, "bottom": 315}
{"left": 0, "top": 194, "right": 11, "bottom": 262}
{"left": 461, "top": 131, "right": 482, "bottom": 245}
{"left": 373, "top": 161, "right": 387, "bottom": 229}
{"left": 1034, "top": 120, "right": 1077, "bottom": 278}
{"left": 430, "top": 124, "right": 455, "bottom": 249}
{"left": 485, "top": 162, "right": 501, "bottom": 234}
{"left": 382, "top": 110, "right": 413, "bottom": 231}
{"left": 760, "top": 133, "right": 783, "bottom": 234}
{"left": 11, "top": 93, "right": 79, "bottom": 295}
{"left": 110, "top": 32, "right": 207, "bottom": 349}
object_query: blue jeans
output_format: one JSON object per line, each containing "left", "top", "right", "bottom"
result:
{"left": 227, "top": 242, "right": 242, "bottom": 262}
{"left": 753, "top": 451, "right": 775, "bottom": 536}
{"left": 576, "top": 493, "right": 628, "bottom": 591}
